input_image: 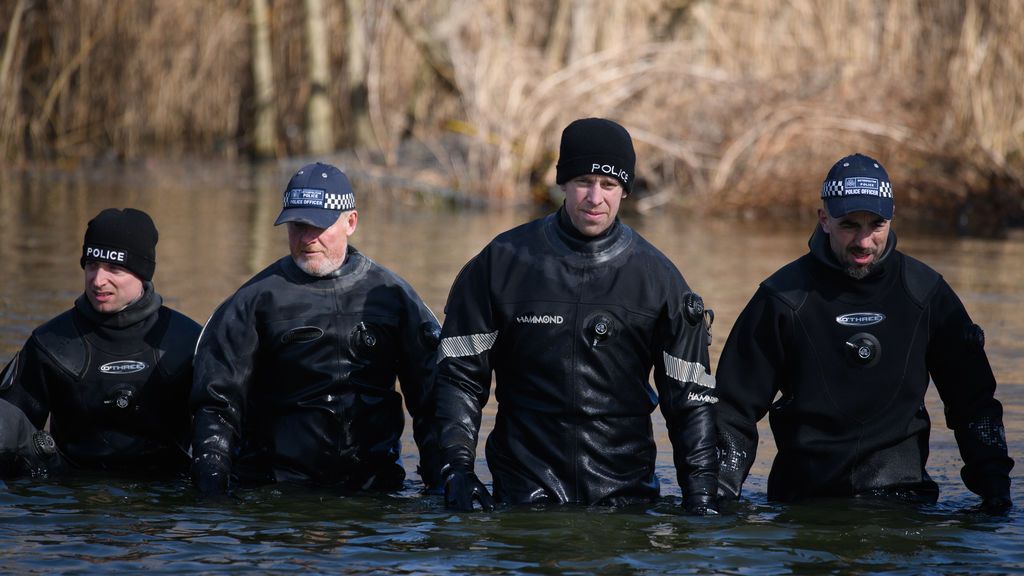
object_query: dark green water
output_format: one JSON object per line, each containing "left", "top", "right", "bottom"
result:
{"left": 1, "top": 163, "right": 1022, "bottom": 574}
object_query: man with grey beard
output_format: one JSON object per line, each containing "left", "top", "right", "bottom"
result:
{"left": 715, "top": 153, "right": 1013, "bottom": 514}
{"left": 190, "top": 162, "right": 441, "bottom": 496}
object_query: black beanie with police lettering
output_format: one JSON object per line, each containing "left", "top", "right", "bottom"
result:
{"left": 555, "top": 117, "right": 636, "bottom": 193}
{"left": 80, "top": 208, "right": 158, "bottom": 281}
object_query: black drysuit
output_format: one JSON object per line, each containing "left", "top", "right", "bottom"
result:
{"left": 436, "top": 208, "right": 718, "bottom": 507}
{"left": 190, "top": 247, "right": 442, "bottom": 494}
{"left": 0, "top": 284, "right": 200, "bottom": 475}
{"left": 716, "top": 227, "right": 1013, "bottom": 504}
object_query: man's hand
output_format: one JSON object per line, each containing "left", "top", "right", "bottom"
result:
{"left": 443, "top": 466, "right": 495, "bottom": 512}
{"left": 191, "top": 453, "right": 231, "bottom": 496}
{"left": 684, "top": 492, "right": 720, "bottom": 516}
{"left": 982, "top": 494, "right": 1012, "bottom": 516}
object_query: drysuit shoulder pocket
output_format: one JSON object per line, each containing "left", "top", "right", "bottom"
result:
{"left": 31, "top": 312, "right": 87, "bottom": 379}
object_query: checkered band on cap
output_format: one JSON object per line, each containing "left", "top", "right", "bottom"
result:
{"left": 821, "top": 179, "right": 844, "bottom": 198}
{"left": 281, "top": 188, "right": 355, "bottom": 211}
{"left": 820, "top": 179, "right": 893, "bottom": 199}
{"left": 275, "top": 162, "right": 358, "bottom": 228}
{"left": 820, "top": 153, "right": 893, "bottom": 218}
{"left": 325, "top": 192, "right": 355, "bottom": 211}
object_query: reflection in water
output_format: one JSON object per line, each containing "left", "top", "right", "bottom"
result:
{"left": 2, "top": 478, "right": 1019, "bottom": 574}
{"left": 1, "top": 164, "right": 1022, "bottom": 573}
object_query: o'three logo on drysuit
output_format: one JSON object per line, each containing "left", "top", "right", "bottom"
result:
{"left": 835, "top": 312, "right": 886, "bottom": 327}
{"left": 99, "top": 360, "right": 148, "bottom": 374}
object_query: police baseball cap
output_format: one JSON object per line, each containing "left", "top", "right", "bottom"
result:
{"left": 820, "top": 153, "right": 894, "bottom": 219}
{"left": 274, "top": 162, "right": 356, "bottom": 229}
{"left": 80, "top": 208, "right": 158, "bottom": 281}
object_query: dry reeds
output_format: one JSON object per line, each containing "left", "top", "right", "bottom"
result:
{"left": 0, "top": 0, "right": 1021, "bottom": 226}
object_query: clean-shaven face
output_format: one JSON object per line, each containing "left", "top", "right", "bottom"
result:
{"left": 84, "top": 261, "right": 144, "bottom": 313}
{"left": 561, "top": 174, "right": 625, "bottom": 237}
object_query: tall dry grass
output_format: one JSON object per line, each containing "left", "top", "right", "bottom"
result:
{"left": 1, "top": 0, "right": 1021, "bottom": 225}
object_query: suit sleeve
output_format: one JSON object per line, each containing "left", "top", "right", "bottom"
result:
{"left": 926, "top": 280, "right": 1014, "bottom": 500}
{"left": 714, "top": 287, "right": 789, "bottom": 500}
{"left": 434, "top": 250, "right": 497, "bottom": 474}
{"left": 1, "top": 343, "right": 67, "bottom": 478}
{"left": 189, "top": 292, "right": 259, "bottom": 493}
{"left": 394, "top": 283, "right": 443, "bottom": 489}
{"left": 0, "top": 342, "right": 54, "bottom": 430}
{"left": 653, "top": 289, "right": 718, "bottom": 503}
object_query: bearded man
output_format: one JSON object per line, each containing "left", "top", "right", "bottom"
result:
{"left": 190, "top": 163, "right": 441, "bottom": 495}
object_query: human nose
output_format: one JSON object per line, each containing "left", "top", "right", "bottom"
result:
{"left": 853, "top": 229, "right": 875, "bottom": 248}
{"left": 299, "top": 226, "right": 322, "bottom": 244}
{"left": 581, "top": 183, "right": 601, "bottom": 204}
{"left": 90, "top": 268, "right": 110, "bottom": 286}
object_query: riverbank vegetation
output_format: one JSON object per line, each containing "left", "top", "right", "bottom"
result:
{"left": 1, "top": 0, "right": 1021, "bottom": 228}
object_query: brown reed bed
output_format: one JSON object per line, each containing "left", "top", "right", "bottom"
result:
{"left": 1, "top": 0, "right": 1021, "bottom": 230}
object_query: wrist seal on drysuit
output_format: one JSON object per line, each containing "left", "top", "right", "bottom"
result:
{"left": 717, "top": 428, "right": 757, "bottom": 500}
{"left": 417, "top": 455, "right": 444, "bottom": 495}
{"left": 955, "top": 414, "right": 1012, "bottom": 508}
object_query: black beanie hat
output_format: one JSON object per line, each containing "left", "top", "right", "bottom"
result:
{"left": 555, "top": 118, "right": 636, "bottom": 192}
{"left": 80, "top": 208, "right": 158, "bottom": 281}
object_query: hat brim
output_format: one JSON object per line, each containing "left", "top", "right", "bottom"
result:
{"left": 825, "top": 196, "right": 893, "bottom": 219}
{"left": 274, "top": 207, "right": 341, "bottom": 229}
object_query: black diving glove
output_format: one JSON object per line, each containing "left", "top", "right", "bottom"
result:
{"left": 190, "top": 452, "right": 231, "bottom": 496}
{"left": 442, "top": 465, "right": 495, "bottom": 512}
{"left": 981, "top": 493, "right": 1012, "bottom": 516}
{"left": 684, "top": 492, "right": 720, "bottom": 516}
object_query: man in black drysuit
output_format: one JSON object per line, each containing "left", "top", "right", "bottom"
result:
{"left": 190, "top": 162, "right": 441, "bottom": 495}
{"left": 436, "top": 118, "right": 718, "bottom": 513}
{"left": 715, "top": 153, "right": 1014, "bottom": 513}
{"left": 0, "top": 208, "right": 201, "bottom": 477}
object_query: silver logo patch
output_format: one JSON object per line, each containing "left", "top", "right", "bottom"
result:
{"left": 282, "top": 326, "right": 325, "bottom": 344}
{"left": 99, "top": 360, "right": 148, "bottom": 374}
{"left": 836, "top": 312, "right": 886, "bottom": 327}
